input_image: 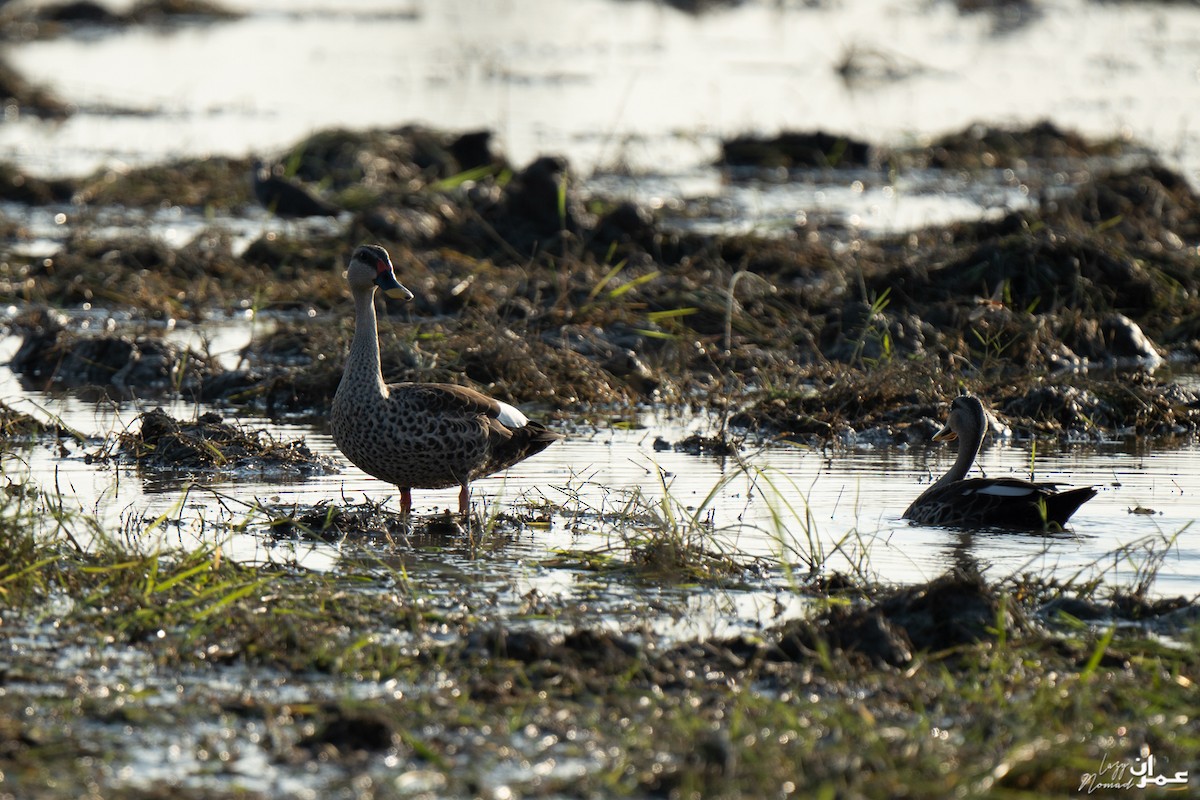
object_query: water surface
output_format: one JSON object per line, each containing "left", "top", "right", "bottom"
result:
{"left": 2, "top": 321, "right": 1195, "bottom": 623}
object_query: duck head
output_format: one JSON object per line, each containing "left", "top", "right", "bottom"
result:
{"left": 933, "top": 394, "right": 987, "bottom": 443}
{"left": 347, "top": 244, "right": 414, "bottom": 301}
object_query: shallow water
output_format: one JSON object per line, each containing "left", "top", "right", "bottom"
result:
{"left": 2, "top": 318, "right": 1197, "bottom": 618}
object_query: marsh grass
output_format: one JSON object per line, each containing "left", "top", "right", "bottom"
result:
{"left": 749, "top": 464, "right": 878, "bottom": 583}
{"left": 0, "top": 490, "right": 443, "bottom": 678}
{"left": 0, "top": 475, "right": 1196, "bottom": 798}
{"left": 543, "top": 467, "right": 768, "bottom": 585}
{"left": 0, "top": 423, "right": 1196, "bottom": 798}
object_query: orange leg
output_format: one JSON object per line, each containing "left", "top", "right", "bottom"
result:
{"left": 458, "top": 484, "right": 470, "bottom": 517}
{"left": 399, "top": 487, "right": 412, "bottom": 516}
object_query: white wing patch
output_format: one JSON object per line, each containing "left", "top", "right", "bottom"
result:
{"left": 496, "top": 401, "right": 529, "bottom": 429}
{"left": 971, "top": 484, "right": 1036, "bottom": 498}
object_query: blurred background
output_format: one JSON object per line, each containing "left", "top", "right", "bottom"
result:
{"left": 0, "top": 0, "right": 1196, "bottom": 233}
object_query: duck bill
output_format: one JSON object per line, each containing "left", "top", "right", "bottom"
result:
{"left": 932, "top": 424, "right": 957, "bottom": 442}
{"left": 375, "top": 271, "right": 414, "bottom": 301}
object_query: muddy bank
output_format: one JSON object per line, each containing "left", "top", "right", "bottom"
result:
{"left": 9, "top": 314, "right": 219, "bottom": 398}
{"left": 1, "top": 0, "right": 239, "bottom": 41}
{"left": 1, "top": 511, "right": 1194, "bottom": 798}
{"left": 3, "top": 121, "right": 1200, "bottom": 439}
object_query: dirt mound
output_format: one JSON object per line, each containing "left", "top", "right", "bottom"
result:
{"left": 774, "top": 571, "right": 1025, "bottom": 667}
{"left": 11, "top": 327, "right": 217, "bottom": 398}
{"left": 720, "top": 130, "right": 874, "bottom": 169}
{"left": 924, "top": 120, "right": 1124, "bottom": 170}
{"left": 115, "top": 408, "right": 337, "bottom": 474}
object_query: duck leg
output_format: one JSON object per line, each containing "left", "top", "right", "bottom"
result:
{"left": 399, "top": 487, "right": 412, "bottom": 516}
{"left": 458, "top": 484, "right": 470, "bottom": 517}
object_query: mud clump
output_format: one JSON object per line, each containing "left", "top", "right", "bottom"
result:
{"left": 0, "top": 402, "right": 59, "bottom": 440}
{"left": 1046, "top": 161, "right": 1200, "bottom": 248}
{"left": 720, "top": 131, "right": 873, "bottom": 169}
{"left": 281, "top": 125, "right": 504, "bottom": 193}
{"left": 881, "top": 228, "right": 1156, "bottom": 318}
{"left": 268, "top": 500, "right": 408, "bottom": 541}
{"left": 29, "top": 0, "right": 239, "bottom": 29}
{"left": 125, "top": 0, "right": 240, "bottom": 24}
{"left": 75, "top": 156, "right": 254, "bottom": 211}
{"left": 668, "top": 432, "right": 742, "bottom": 456}
{"left": 1002, "top": 376, "right": 1200, "bottom": 437}
{"left": 115, "top": 408, "right": 337, "bottom": 474}
{"left": 777, "top": 605, "right": 914, "bottom": 667}
{"left": 0, "top": 163, "right": 75, "bottom": 205}
{"left": 439, "top": 153, "right": 591, "bottom": 259}
{"left": 773, "top": 571, "right": 1028, "bottom": 667}
{"left": 923, "top": 120, "right": 1125, "bottom": 170}
{"left": 296, "top": 703, "right": 401, "bottom": 759}
{"left": 466, "top": 627, "right": 642, "bottom": 675}
{"left": 10, "top": 325, "right": 218, "bottom": 399}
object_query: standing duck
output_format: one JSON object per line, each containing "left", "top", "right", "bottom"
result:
{"left": 903, "top": 395, "right": 1096, "bottom": 529}
{"left": 331, "top": 244, "right": 561, "bottom": 516}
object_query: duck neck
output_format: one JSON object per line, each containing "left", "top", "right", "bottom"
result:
{"left": 934, "top": 426, "right": 983, "bottom": 489}
{"left": 341, "top": 287, "right": 388, "bottom": 398}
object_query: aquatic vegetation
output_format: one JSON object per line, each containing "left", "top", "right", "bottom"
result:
{"left": 0, "top": 480, "right": 1195, "bottom": 797}
{"left": 543, "top": 468, "right": 767, "bottom": 585}
{"left": 751, "top": 465, "right": 877, "bottom": 582}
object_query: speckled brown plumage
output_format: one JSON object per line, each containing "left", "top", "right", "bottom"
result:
{"left": 331, "top": 244, "right": 561, "bottom": 515}
{"left": 903, "top": 395, "right": 1096, "bottom": 530}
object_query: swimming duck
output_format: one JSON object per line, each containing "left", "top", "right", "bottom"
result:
{"left": 903, "top": 395, "right": 1096, "bottom": 529}
{"left": 330, "top": 244, "right": 561, "bottom": 516}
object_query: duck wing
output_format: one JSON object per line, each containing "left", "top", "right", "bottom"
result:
{"left": 387, "top": 383, "right": 562, "bottom": 477}
{"left": 387, "top": 382, "right": 517, "bottom": 422}
{"left": 905, "top": 477, "right": 1096, "bottom": 530}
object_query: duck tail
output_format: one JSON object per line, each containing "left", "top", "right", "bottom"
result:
{"left": 485, "top": 420, "right": 563, "bottom": 475}
{"left": 518, "top": 420, "right": 564, "bottom": 457}
{"left": 1045, "top": 486, "right": 1098, "bottom": 526}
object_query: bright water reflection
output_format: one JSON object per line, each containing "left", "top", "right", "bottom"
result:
{"left": 2, "top": 0, "right": 1198, "bottom": 237}
{"left": 8, "top": 0, "right": 1200, "bottom": 178}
